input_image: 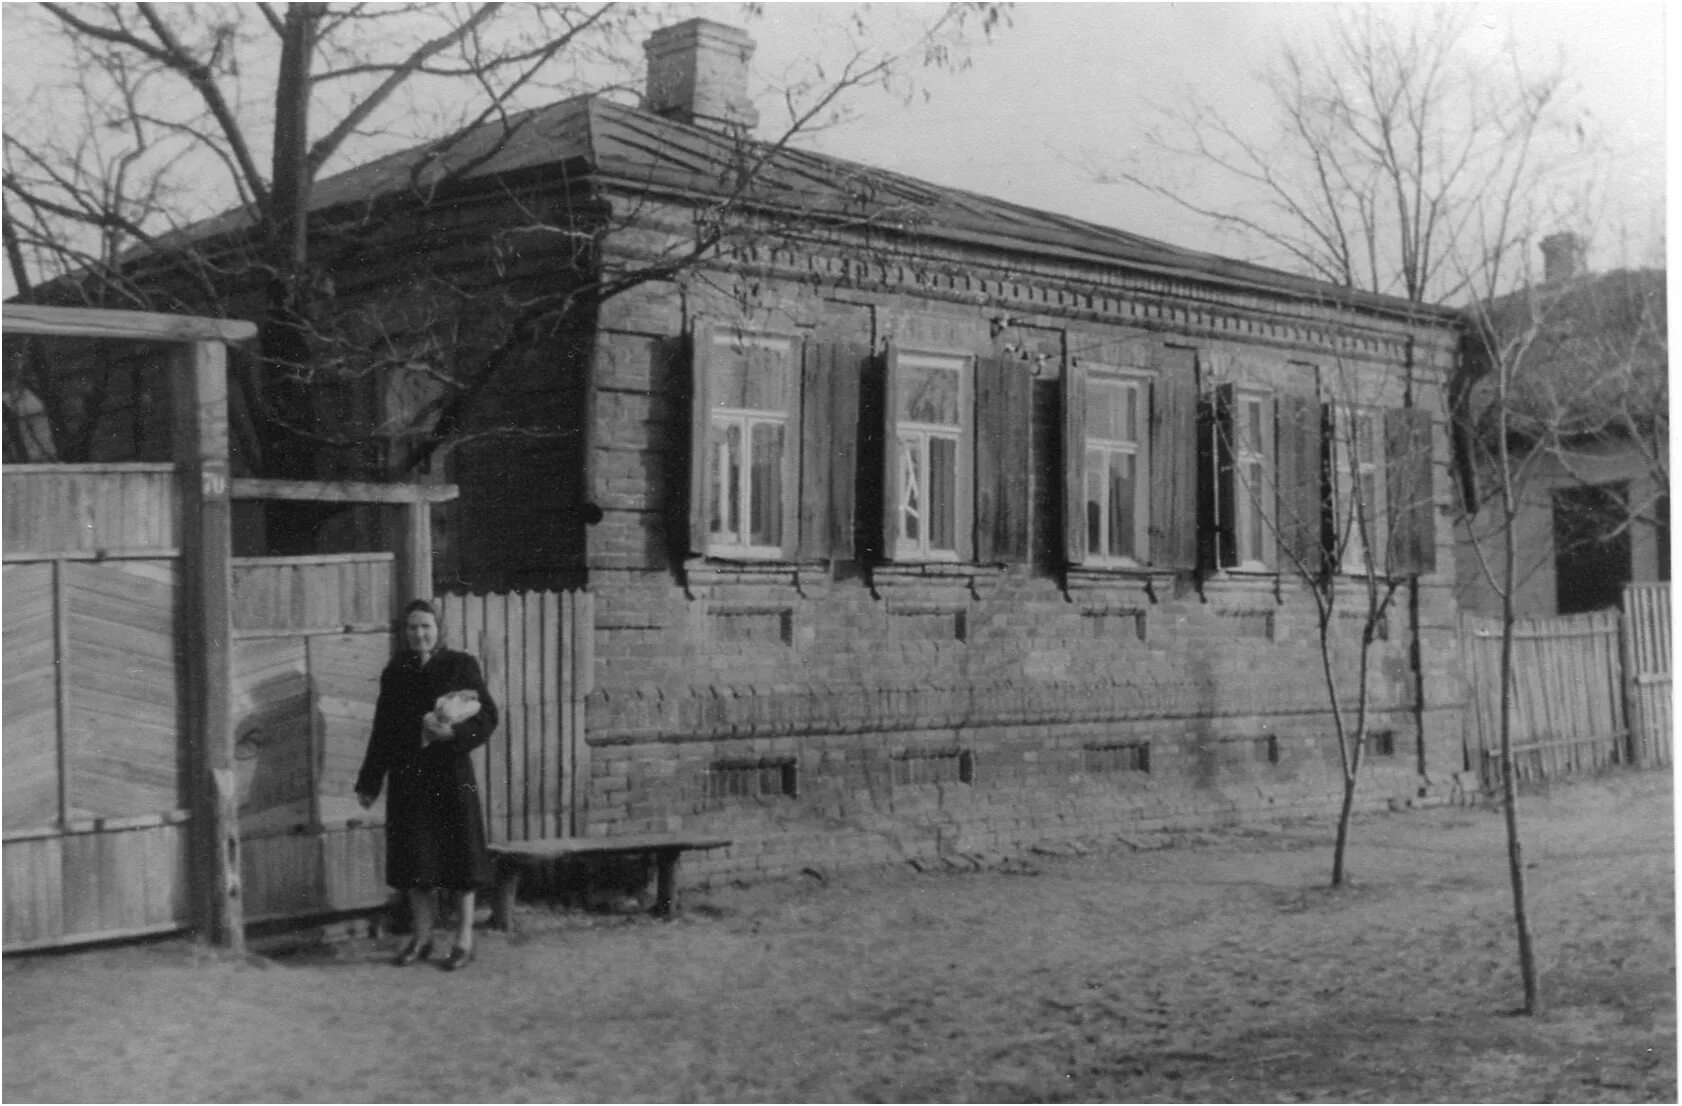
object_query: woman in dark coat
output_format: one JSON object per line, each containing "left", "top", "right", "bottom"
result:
{"left": 356, "top": 599, "right": 497, "bottom": 970}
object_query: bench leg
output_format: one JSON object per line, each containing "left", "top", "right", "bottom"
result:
{"left": 652, "top": 849, "right": 679, "bottom": 918}
{"left": 491, "top": 859, "right": 521, "bottom": 932}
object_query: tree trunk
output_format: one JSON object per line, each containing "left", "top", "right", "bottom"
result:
{"left": 1496, "top": 370, "right": 1542, "bottom": 1015}
{"left": 260, "top": 3, "right": 331, "bottom": 553}
{"left": 1331, "top": 772, "right": 1358, "bottom": 886}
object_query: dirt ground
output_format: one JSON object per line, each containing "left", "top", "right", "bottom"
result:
{"left": 5, "top": 770, "right": 1674, "bottom": 1104}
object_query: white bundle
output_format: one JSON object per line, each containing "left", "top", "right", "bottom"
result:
{"left": 425, "top": 688, "right": 481, "bottom": 734}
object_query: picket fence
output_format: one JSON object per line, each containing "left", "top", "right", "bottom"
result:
{"left": 1463, "top": 582, "right": 1672, "bottom": 783}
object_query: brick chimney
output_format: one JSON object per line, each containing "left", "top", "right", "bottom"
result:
{"left": 643, "top": 19, "right": 759, "bottom": 132}
{"left": 1541, "top": 232, "right": 1587, "bottom": 283}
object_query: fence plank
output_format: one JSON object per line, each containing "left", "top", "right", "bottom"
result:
{"left": 508, "top": 594, "right": 526, "bottom": 839}
{"left": 521, "top": 593, "right": 544, "bottom": 842}
{"left": 558, "top": 591, "right": 575, "bottom": 838}
{"left": 540, "top": 592, "right": 560, "bottom": 837}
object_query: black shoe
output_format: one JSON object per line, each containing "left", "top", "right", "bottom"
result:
{"left": 393, "top": 939, "right": 432, "bottom": 966}
{"left": 441, "top": 945, "right": 475, "bottom": 971}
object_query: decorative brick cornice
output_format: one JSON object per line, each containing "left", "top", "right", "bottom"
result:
{"left": 605, "top": 209, "right": 1461, "bottom": 371}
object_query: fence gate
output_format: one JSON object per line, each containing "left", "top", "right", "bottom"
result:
{"left": 1622, "top": 582, "right": 1672, "bottom": 768}
{"left": 3, "top": 474, "right": 194, "bottom": 950}
{"left": 230, "top": 554, "right": 399, "bottom": 923}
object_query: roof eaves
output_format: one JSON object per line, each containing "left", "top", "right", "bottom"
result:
{"left": 587, "top": 167, "right": 1460, "bottom": 327}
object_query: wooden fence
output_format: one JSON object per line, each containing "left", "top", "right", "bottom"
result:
{"left": 437, "top": 590, "right": 594, "bottom": 843}
{"left": 233, "top": 568, "right": 593, "bottom": 921}
{"left": 1, "top": 308, "right": 598, "bottom": 950}
{"left": 1622, "top": 582, "right": 1673, "bottom": 768}
{"left": 1463, "top": 582, "right": 1672, "bottom": 784}
{"left": 2, "top": 305, "right": 252, "bottom": 951}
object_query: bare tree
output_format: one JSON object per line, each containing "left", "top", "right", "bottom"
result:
{"left": 1221, "top": 350, "right": 1432, "bottom": 891}
{"left": 3, "top": 2, "right": 1007, "bottom": 548}
{"left": 1084, "top": 5, "right": 1592, "bottom": 304}
{"left": 1096, "top": 5, "right": 1609, "bottom": 1015}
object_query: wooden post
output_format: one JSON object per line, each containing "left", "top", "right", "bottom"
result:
{"left": 398, "top": 500, "right": 433, "bottom": 612}
{"left": 1619, "top": 586, "right": 1644, "bottom": 766}
{"left": 174, "top": 339, "right": 243, "bottom": 951}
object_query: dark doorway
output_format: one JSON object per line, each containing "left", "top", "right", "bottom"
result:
{"left": 1552, "top": 482, "right": 1632, "bottom": 614}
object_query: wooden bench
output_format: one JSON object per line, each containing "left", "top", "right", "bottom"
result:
{"left": 486, "top": 833, "right": 732, "bottom": 930}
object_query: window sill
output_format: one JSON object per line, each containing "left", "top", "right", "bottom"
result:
{"left": 1063, "top": 566, "right": 1177, "bottom": 601}
{"left": 704, "top": 545, "right": 785, "bottom": 562}
{"left": 683, "top": 556, "right": 826, "bottom": 596}
{"left": 1203, "top": 569, "right": 1281, "bottom": 592}
{"left": 870, "top": 560, "right": 1002, "bottom": 598}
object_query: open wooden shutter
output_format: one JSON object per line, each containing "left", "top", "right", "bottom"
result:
{"left": 1274, "top": 390, "right": 1325, "bottom": 578}
{"left": 799, "top": 338, "right": 867, "bottom": 561}
{"left": 1384, "top": 406, "right": 1436, "bottom": 575}
{"left": 1321, "top": 403, "right": 1342, "bottom": 571}
{"left": 776, "top": 338, "right": 804, "bottom": 562}
{"left": 1211, "top": 383, "right": 1237, "bottom": 569}
{"left": 878, "top": 340, "right": 901, "bottom": 561}
{"left": 687, "top": 319, "right": 715, "bottom": 556}
{"left": 974, "top": 355, "right": 1030, "bottom": 564}
{"left": 1062, "top": 359, "right": 1088, "bottom": 565}
{"left": 1150, "top": 348, "right": 1199, "bottom": 570}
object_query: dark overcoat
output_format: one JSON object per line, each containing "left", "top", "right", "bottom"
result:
{"left": 355, "top": 648, "right": 498, "bottom": 890}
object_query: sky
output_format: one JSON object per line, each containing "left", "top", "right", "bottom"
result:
{"left": 747, "top": 2, "right": 1667, "bottom": 278}
{"left": 0, "top": 2, "right": 1668, "bottom": 296}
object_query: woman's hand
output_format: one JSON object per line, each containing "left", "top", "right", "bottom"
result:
{"left": 422, "top": 714, "right": 455, "bottom": 744}
{"left": 357, "top": 791, "right": 376, "bottom": 810}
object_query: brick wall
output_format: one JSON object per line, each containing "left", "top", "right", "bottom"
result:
{"left": 573, "top": 214, "right": 1467, "bottom": 883}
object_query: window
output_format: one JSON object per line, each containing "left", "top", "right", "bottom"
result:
{"left": 1063, "top": 347, "right": 1198, "bottom": 572}
{"left": 890, "top": 351, "right": 971, "bottom": 561}
{"left": 695, "top": 329, "right": 799, "bottom": 559}
{"left": 1233, "top": 393, "right": 1274, "bottom": 568}
{"left": 1211, "top": 386, "right": 1275, "bottom": 571}
{"left": 1082, "top": 374, "right": 1150, "bottom": 565}
{"left": 1331, "top": 405, "right": 1388, "bottom": 573}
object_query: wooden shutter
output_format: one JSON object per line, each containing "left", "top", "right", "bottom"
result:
{"left": 1274, "top": 390, "right": 1325, "bottom": 578}
{"left": 974, "top": 355, "right": 1030, "bottom": 564}
{"left": 687, "top": 319, "right": 715, "bottom": 556}
{"left": 1322, "top": 403, "right": 1343, "bottom": 571}
{"left": 1211, "top": 383, "right": 1237, "bottom": 569}
{"left": 799, "top": 338, "right": 867, "bottom": 561}
{"left": 878, "top": 340, "right": 901, "bottom": 561}
{"left": 1062, "top": 359, "right": 1088, "bottom": 565}
{"left": 1384, "top": 406, "right": 1437, "bottom": 575}
{"left": 1150, "top": 348, "right": 1200, "bottom": 570}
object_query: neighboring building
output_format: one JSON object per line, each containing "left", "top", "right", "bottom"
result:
{"left": 32, "top": 21, "right": 1470, "bottom": 878}
{"left": 1456, "top": 234, "right": 1668, "bottom": 620}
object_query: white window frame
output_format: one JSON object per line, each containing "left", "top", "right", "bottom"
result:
{"left": 1231, "top": 388, "right": 1275, "bottom": 572}
{"left": 893, "top": 350, "right": 972, "bottom": 562}
{"left": 705, "top": 331, "right": 796, "bottom": 560}
{"left": 1332, "top": 403, "right": 1387, "bottom": 574}
{"left": 1081, "top": 371, "right": 1151, "bottom": 568}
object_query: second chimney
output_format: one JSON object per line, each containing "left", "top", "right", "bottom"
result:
{"left": 1541, "top": 232, "right": 1587, "bottom": 283}
{"left": 644, "top": 19, "right": 759, "bottom": 132}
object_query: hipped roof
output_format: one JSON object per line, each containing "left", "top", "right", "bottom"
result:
{"left": 1465, "top": 267, "right": 1667, "bottom": 442}
{"left": 175, "top": 95, "right": 1458, "bottom": 326}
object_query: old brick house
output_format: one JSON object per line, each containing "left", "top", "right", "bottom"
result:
{"left": 87, "top": 20, "right": 1469, "bottom": 878}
